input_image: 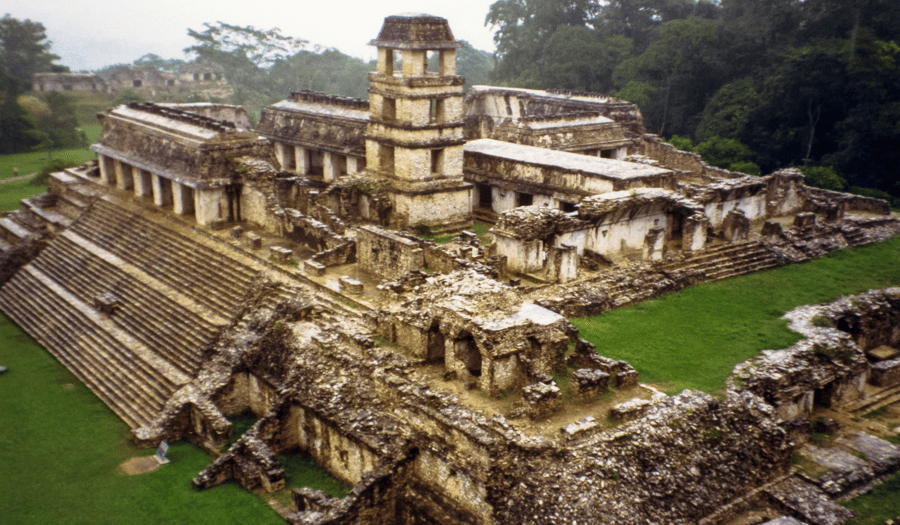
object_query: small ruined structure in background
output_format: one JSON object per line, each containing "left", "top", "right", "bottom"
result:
{"left": 1, "top": 12, "right": 900, "bottom": 525}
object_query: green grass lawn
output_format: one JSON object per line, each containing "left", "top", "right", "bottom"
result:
{"left": 0, "top": 313, "right": 285, "bottom": 525}
{"left": 0, "top": 124, "right": 101, "bottom": 211}
{"left": 0, "top": 146, "right": 97, "bottom": 181}
{"left": 572, "top": 236, "right": 900, "bottom": 394}
{"left": 843, "top": 470, "right": 900, "bottom": 524}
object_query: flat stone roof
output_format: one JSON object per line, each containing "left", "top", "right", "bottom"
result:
{"left": 524, "top": 114, "right": 614, "bottom": 130}
{"left": 465, "top": 139, "right": 671, "bottom": 181}
{"left": 108, "top": 105, "right": 254, "bottom": 142}
{"left": 270, "top": 99, "right": 370, "bottom": 121}
{"left": 468, "top": 85, "right": 621, "bottom": 105}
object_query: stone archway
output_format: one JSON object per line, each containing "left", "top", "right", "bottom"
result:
{"left": 454, "top": 331, "right": 482, "bottom": 378}
{"left": 425, "top": 321, "right": 445, "bottom": 363}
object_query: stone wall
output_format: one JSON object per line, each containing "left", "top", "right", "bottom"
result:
{"left": 357, "top": 226, "right": 424, "bottom": 279}
{"left": 805, "top": 187, "right": 892, "bottom": 215}
{"left": 733, "top": 289, "right": 900, "bottom": 421}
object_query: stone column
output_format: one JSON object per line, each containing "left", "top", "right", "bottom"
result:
{"left": 346, "top": 156, "right": 358, "bottom": 175}
{"left": 323, "top": 151, "right": 337, "bottom": 182}
{"left": 98, "top": 154, "right": 115, "bottom": 185}
{"left": 194, "top": 187, "right": 224, "bottom": 226}
{"left": 295, "top": 147, "right": 309, "bottom": 175}
{"left": 643, "top": 227, "right": 667, "bottom": 261}
{"left": 152, "top": 173, "right": 172, "bottom": 207}
{"left": 172, "top": 183, "right": 194, "bottom": 215}
{"left": 681, "top": 214, "right": 708, "bottom": 254}
{"left": 275, "top": 142, "right": 289, "bottom": 170}
{"left": 134, "top": 169, "right": 153, "bottom": 198}
{"left": 115, "top": 161, "right": 134, "bottom": 191}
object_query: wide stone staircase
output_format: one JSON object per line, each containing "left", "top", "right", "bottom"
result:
{"left": 659, "top": 240, "right": 783, "bottom": 281}
{"left": 0, "top": 197, "right": 268, "bottom": 428}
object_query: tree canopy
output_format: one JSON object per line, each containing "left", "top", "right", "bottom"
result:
{"left": 487, "top": 0, "right": 900, "bottom": 199}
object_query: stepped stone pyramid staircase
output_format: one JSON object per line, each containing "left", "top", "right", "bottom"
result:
{"left": 659, "top": 240, "right": 782, "bottom": 281}
{"left": 0, "top": 197, "right": 278, "bottom": 428}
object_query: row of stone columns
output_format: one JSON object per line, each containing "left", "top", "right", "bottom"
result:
{"left": 274, "top": 142, "right": 364, "bottom": 182}
{"left": 97, "top": 154, "right": 196, "bottom": 216}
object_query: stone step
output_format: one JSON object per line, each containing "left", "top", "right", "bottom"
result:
{"left": 21, "top": 196, "right": 72, "bottom": 231}
{"left": 36, "top": 238, "right": 215, "bottom": 375}
{"left": 71, "top": 211, "right": 254, "bottom": 315}
{"left": 0, "top": 216, "right": 33, "bottom": 242}
{"left": 86, "top": 201, "right": 259, "bottom": 289}
{"left": 0, "top": 269, "right": 176, "bottom": 428}
{"left": 90, "top": 200, "right": 260, "bottom": 282}
{"left": 846, "top": 382, "right": 900, "bottom": 414}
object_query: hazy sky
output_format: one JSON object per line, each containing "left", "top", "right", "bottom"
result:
{"left": 4, "top": 0, "right": 500, "bottom": 72}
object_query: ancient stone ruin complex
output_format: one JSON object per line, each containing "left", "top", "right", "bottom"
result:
{"left": 2, "top": 13, "right": 900, "bottom": 525}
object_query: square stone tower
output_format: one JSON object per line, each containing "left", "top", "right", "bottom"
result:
{"left": 367, "top": 14, "right": 473, "bottom": 232}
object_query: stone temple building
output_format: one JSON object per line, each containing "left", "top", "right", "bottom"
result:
{"left": 2, "top": 13, "right": 900, "bottom": 525}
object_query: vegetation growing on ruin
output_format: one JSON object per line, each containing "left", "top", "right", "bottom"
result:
{"left": 572, "top": 236, "right": 900, "bottom": 394}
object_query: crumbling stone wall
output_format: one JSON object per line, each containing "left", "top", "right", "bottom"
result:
{"left": 357, "top": 226, "right": 425, "bottom": 279}
{"left": 488, "top": 390, "right": 791, "bottom": 525}
{"left": 805, "top": 187, "right": 892, "bottom": 216}
{"left": 732, "top": 289, "right": 900, "bottom": 421}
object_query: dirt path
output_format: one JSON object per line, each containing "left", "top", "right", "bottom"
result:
{"left": 0, "top": 173, "right": 37, "bottom": 184}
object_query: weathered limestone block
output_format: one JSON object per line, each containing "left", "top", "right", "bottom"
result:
{"left": 682, "top": 213, "right": 708, "bottom": 254}
{"left": 571, "top": 368, "right": 609, "bottom": 401}
{"left": 245, "top": 232, "right": 262, "bottom": 249}
{"left": 794, "top": 212, "right": 817, "bottom": 229}
{"left": 357, "top": 225, "right": 424, "bottom": 279}
{"left": 340, "top": 276, "right": 364, "bottom": 295}
{"left": 304, "top": 260, "right": 326, "bottom": 277}
{"left": 723, "top": 209, "right": 750, "bottom": 242}
{"left": 616, "top": 366, "right": 640, "bottom": 388}
{"left": 867, "top": 345, "right": 899, "bottom": 361}
{"left": 546, "top": 244, "right": 578, "bottom": 283}
{"left": 486, "top": 254, "right": 507, "bottom": 280}
{"left": 93, "top": 292, "right": 120, "bottom": 315}
{"left": 761, "top": 219, "right": 783, "bottom": 237}
{"left": 560, "top": 416, "right": 601, "bottom": 443}
{"left": 522, "top": 382, "right": 561, "bottom": 420}
{"left": 610, "top": 398, "right": 652, "bottom": 421}
{"left": 270, "top": 246, "right": 294, "bottom": 262}
{"left": 870, "top": 357, "right": 900, "bottom": 387}
{"left": 568, "top": 338, "right": 640, "bottom": 387}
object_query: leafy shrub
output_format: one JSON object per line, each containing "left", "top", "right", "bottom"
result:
{"left": 29, "top": 159, "right": 81, "bottom": 186}
{"left": 800, "top": 165, "right": 846, "bottom": 192}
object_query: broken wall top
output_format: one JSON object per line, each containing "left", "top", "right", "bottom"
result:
{"left": 256, "top": 91, "right": 369, "bottom": 156}
{"left": 492, "top": 188, "right": 703, "bottom": 240}
{"left": 369, "top": 13, "right": 460, "bottom": 50}
{"left": 464, "top": 86, "right": 646, "bottom": 137}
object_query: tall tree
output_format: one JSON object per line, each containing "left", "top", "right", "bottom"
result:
{"left": 617, "top": 17, "right": 721, "bottom": 136}
{"left": 486, "top": 0, "right": 597, "bottom": 84}
{"left": 0, "top": 15, "right": 60, "bottom": 87}
{"left": 185, "top": 22, "right": 308, "bottom": 105}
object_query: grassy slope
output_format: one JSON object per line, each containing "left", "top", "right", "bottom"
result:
{"left": 0, "top": 313, "right": 284, "bottom": 524}
{"left": 0, "top": 123, "right": 101, "bottom": 211}
{"left": 571, "top": 237, "right": 900, "bottom": 394}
